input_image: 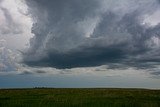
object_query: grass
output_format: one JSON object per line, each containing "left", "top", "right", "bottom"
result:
{"left": 0, "top": 88, "right": 160, "bottom": 107}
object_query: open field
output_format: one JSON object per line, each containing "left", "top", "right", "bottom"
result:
{"left": 0, "top": 88, "right": 160, "bottom": 107}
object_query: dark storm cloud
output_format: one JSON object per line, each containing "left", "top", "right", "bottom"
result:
{"left": 25, "top": 44, "right": 127, "bottom": 69}
{"left": 23, "top": 0, "right": 160, "bottom": 69}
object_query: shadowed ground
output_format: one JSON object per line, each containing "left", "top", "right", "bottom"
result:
{"left": 0, "top": 88, "right": 160, "bottom": 107}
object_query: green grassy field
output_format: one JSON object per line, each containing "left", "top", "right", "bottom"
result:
{"left": 0, "top": 88, "right": 160, "bottom": 107}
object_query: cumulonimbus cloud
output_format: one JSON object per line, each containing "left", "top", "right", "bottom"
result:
{"left": 23, "top": 0, "right": 160, "bottom": 69}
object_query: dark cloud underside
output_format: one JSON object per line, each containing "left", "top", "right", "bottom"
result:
{"left": 23, "top": 0, "right": 160, "bottom": 69}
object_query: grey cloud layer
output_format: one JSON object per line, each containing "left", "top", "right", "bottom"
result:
{"left": 23, "top": 0, "right": 160, "bottom": 69}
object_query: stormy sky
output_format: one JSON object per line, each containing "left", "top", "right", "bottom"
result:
{"left": 0, "top": 0, "right": 160, "bottom": 88}
{"left": 23, "top": 0, "right": 160, "bottom": 69}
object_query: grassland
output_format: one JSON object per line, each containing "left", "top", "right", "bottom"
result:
{"left": 0, "top": 88, "right": 160, "bottom": 107}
